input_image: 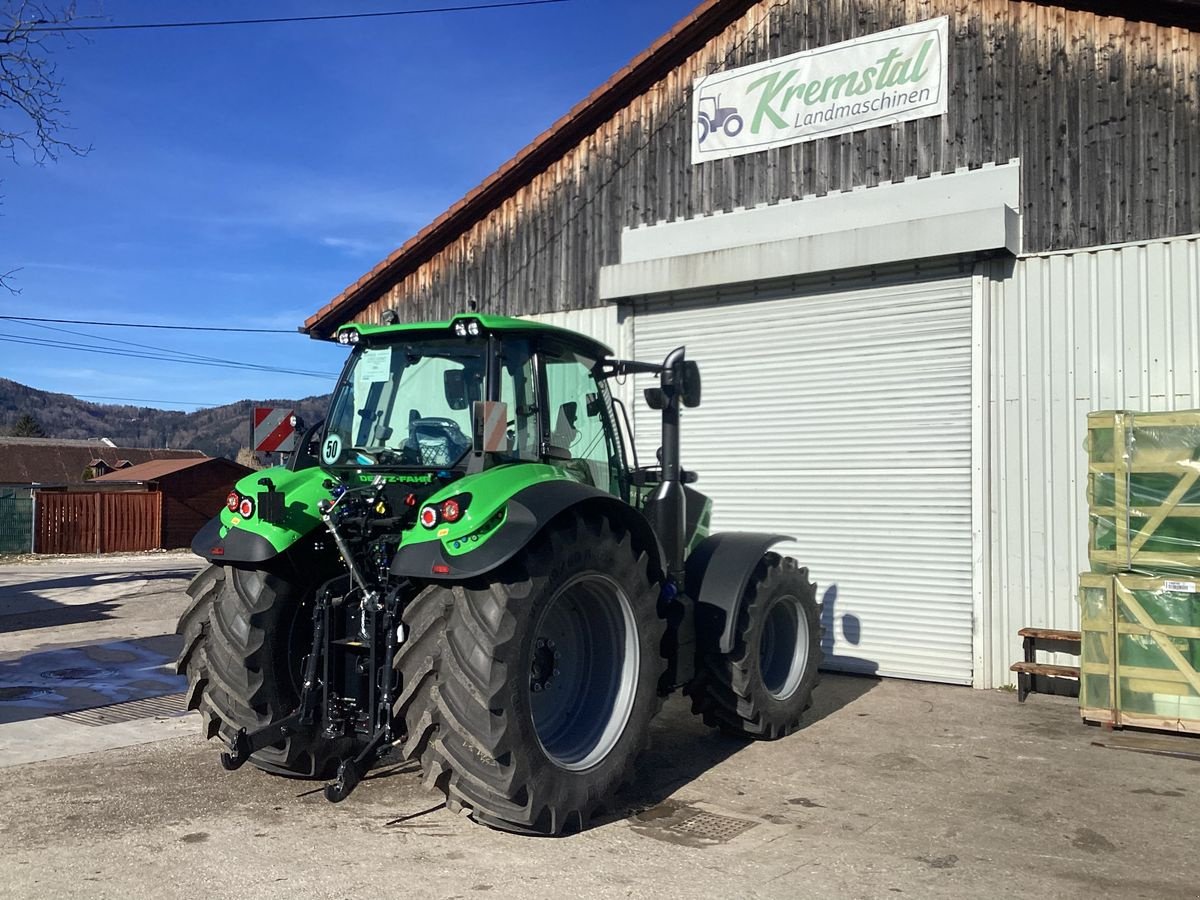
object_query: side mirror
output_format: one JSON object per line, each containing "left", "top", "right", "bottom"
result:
{"left": 680, "top": 360, "right": 701, "bottom": 408}
{"left": 444, "top": 370, "right": 468, "bottom": 410}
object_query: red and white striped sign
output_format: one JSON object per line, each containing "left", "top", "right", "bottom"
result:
{"left": 253, "top": 407, "right": 298, "bottom": 453}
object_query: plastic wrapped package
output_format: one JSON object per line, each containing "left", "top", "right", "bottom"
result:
{"left": 1079, "top": 572, "right": 1200, "bottom": 732}
{"left": 1087, "top": 410, "right": 1200, "bottom": 576}
{"left": 1078, "top": 573, "right": 1115, "bottom": 714}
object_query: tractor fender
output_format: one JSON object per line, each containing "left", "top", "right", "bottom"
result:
{"left": 390, "top": 480, "right": 665, "bottom": 584}
{"left": 684, "top": 532, "right": 793, "bottom": 655}
{"left": 192, "top": 516, "right": 281, "bottom": 564}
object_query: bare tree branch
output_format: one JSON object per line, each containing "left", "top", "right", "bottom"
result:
{"left": 1, "top": 1, "right": 92, "bottom": 164}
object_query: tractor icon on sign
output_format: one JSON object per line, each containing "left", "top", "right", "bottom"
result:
{"left": 697, "top": 94, "right": 744, "bottom": 144}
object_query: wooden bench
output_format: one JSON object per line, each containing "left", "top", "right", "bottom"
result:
{"left": 1010, "top": 627, "right": 1081, "bottom": 702}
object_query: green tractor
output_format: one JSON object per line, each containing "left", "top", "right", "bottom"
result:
{"left": 177, "top": 314, "right": 821, "bottom": 834}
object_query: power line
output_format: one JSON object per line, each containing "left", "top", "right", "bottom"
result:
{"left": 14, "top": 319, "right": 257, "bottom": 367}
{"left": 0, "top": 333, "right": 337, "bottom": 378}
{"left": 73, "top": 394, "right": 210, "bottom": 408}
{"left": 0, "top": 315, "right": 295, "bottom": 333}
{"left": 29, "top": 0, "right": 569, "bottom": 32}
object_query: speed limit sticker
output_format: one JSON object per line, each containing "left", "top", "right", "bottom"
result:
{"left": 322, "top": 434, "right": 342, "bottom": 465}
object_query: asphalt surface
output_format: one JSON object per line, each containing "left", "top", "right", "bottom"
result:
{"left": 2, "top": 553, "right": 1199, "bottom": 899}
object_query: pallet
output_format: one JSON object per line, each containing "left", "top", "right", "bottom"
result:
{"left": 1087, "top": 410, "right": 1200, "bottom": 575}
{"left": 1079, "top": 572, "right": 1200, "bottom": 734}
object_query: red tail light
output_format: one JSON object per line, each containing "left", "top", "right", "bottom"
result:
{"left": 238, "top": 497, "right": 255, "bottom": 518}
{"left": 419, "top": 506, "right": 438, "bottom": 529}
{"left": 440, "top": 499, "right": 461, "bottom": 523}
{"left": 226, "top": 491, "right": 239, "bottom": 512}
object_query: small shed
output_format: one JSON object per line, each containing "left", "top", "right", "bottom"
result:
{"left": 91, "top": 457, "right": 254, "bottom": 549}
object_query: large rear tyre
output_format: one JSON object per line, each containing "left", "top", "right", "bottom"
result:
{"left": 175, "top": 564, "right": 343, "bottom": 778}
{"left": 689, "top": 554, "right": 821, "bottom": 739}
{"left": 394, "top": 513, "right": 665, "bottom": 835}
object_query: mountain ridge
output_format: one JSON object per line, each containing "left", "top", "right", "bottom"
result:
{"left": 0, "top": 378, "right": 330, "bottom": 460}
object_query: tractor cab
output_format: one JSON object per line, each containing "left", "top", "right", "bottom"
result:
{"left": 320, "top": 314, "right": 632, "bottom": 499}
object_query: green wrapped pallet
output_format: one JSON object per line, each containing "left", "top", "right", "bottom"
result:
{"left": 1087, "top": 410, "right": 1200, "bottom": 576}
{"left": 1079, "top": 572, "right": 1200, "bottom": 732}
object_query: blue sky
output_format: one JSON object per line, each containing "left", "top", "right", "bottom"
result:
{"left": 0, "top": 0, "right": 697, "bottom": 411}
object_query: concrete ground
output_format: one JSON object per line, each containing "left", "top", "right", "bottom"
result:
{"left": 2, "top": 554, "right": 1199, "bottom": 899}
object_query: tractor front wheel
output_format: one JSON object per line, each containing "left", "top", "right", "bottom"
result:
{"left": 689, "top": 554, "right": 821, "bottom": 739}
{"left": 394, "top": 513, "right": 665, "bottom": 835}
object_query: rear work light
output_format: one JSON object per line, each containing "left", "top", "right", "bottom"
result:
{"left": 451, "top": 319, "right": 483, "bottom": 338}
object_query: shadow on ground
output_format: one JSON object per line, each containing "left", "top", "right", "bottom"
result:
{"left": 0, "top": 568, "right": 197, "bottom": 635}
{"left": 606, "top": 672, "right": 880, "bottom": 826}
{"left": 0, "top": 634, "right": 185, "bottom": 724}
{"left": 0, "top": 568, "right": 197, "bottom": 633}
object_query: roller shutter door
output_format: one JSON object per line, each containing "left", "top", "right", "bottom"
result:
{"left": 632, "top": 275, "right": 975, "bottom": 683}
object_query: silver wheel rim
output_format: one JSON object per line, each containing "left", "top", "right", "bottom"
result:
{"left": 759, "top": 594, "right": 809, "bottom": 701}
{"left": 529, "top": 572, "right": 640, "bottom": 772}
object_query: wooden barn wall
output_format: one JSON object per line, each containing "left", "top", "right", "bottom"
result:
{"left": 358, "top": 0, "right": 1200, "bottom": 324}
{"left": 161, "top": 465, "right": 245, "bottom": 549}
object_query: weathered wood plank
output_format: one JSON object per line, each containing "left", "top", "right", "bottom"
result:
{"left": 356, "top": 0, "right": 1200, "bottom": 326}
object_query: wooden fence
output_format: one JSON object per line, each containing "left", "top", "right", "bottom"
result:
{"left": 35, "top": 491, "right": 162, "bottom": 555}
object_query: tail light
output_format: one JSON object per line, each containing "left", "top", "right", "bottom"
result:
{"left": 238, "top": 497, "right": 255, "bottom": 518}
{"left": 420, "top": 494, "right": 471, "bottom": 529}
{"left": 226, "top": 491, "right": 239, "bottom": 512}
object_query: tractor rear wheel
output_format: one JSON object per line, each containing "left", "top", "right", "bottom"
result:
{"left": 175, "top": 564, "right": 343, "bottom": 778}
{"left": 689, "top": 554, "right": 821, "bottom": 739}
{"left": 394, "top": 513, "right": 665, "bottom": 835}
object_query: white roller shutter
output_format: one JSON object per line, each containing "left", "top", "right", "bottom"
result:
{"left": 632, "top": 275, "right": 975, "bottom": 684}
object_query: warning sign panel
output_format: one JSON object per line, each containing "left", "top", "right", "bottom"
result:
{"left": 253, "top": 407, "right": 298, "bottom": 453}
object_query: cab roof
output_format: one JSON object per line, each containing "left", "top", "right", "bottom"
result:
{"left": 336, "top": 314, "right": 613, "bottom": 360}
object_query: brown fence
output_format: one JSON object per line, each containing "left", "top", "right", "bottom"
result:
{"left": 35, "top": 491, "right": 163, "bottom": 554}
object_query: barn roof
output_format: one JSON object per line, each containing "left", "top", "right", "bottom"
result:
{"left": 303, "top": 0, "right": 1200, "bottom": 338}
{"left": 0, "top": 439, "right": 205, "bottom": 486}
{"left": 89, "top": 457, "right": 218, "bottom": 482}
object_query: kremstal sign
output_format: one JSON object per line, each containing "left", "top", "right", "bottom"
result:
{"left": 692, "top": 17, "right": 949, "bottom": 163}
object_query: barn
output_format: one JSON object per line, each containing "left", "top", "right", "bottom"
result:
{"left": 90, "top": 457, "right": 254, "bottom": 549}
{"left": 303, "top": 0, "right": 1200, "bottom": 688}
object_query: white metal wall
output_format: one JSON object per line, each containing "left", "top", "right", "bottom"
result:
{"left": 983, "top": 234, "right": 1200, "bottom": 687}
{"left": 632, "top": 274, "right": 977, "bottom": 684}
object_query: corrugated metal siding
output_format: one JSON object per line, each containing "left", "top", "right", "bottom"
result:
{"left": 633, "top": 274, "right": 976, "bottom": 683}
{"left": 984, "top": 234, "right": 1200, "bottom": 688}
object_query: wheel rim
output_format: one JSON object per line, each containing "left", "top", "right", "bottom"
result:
{"left": 759, "top": 594, "right": 809, "bottom": 701}
{"left": 529, "top": 572, "right": 640, "bottom": 772}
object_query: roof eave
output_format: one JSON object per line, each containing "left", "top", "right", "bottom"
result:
{"left": 302, "top": 0, "right": 757, "bottom": 338}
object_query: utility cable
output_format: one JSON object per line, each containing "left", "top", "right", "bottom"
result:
{"left": 0, "top": 314, "right": 295, "bottom": 333}
{"left": 28, "top": 1, "right": 569, "bottom": 32}
{"left": 12, "top": 319, "right": 266, "bottom": 367}
{"left": 72, "top": 394, "right": 209, "bottom": 408}
{"left": 0, "top": 333, "right": 337, "bottom": 378}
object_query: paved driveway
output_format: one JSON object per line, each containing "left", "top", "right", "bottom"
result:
{"left": 1, "top": 554, "right": 1198, "bottom": 899}
{"left": 0, "top": 552, "right": 202, "bottom": 764}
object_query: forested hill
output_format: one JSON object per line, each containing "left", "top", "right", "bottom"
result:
{"left": 0, "top": 378, "right": 330, "bottom": 460}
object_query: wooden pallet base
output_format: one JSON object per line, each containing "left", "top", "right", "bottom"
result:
{"left": 1082, "top": 707, "right": 1200, "bottom": 735}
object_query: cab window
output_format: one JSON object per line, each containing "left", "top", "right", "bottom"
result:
{"left": 541, "top": 347, "right": 621, "bottom": 496}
